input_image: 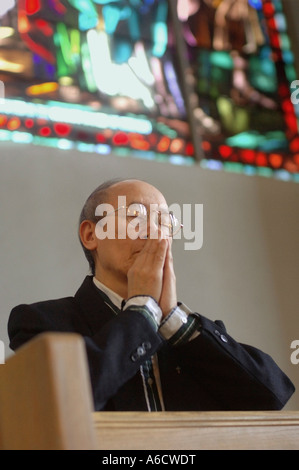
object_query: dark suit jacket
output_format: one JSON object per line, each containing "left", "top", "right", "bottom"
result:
{"left": 8, "top": 276, "right": 295, "bottom": 411}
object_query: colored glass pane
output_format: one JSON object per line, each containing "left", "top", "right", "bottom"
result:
{"left": 0, "top": 0, "right": 298, "bottom": 179}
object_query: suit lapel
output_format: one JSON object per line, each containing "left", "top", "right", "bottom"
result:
{"left": 73, "top": 276, "right": 117, "bottom": 335}
{"left": 73, "top": 275, "right": 150, "bottom": 411}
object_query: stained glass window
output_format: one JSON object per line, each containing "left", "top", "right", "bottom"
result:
{"left": 0, "top": 0, "right": 298, "bottom": 180}
{"left": 180, "top": 0, "right": 299, "bottom": 179}
{"left": 0, "top": 0, "right": 193, "bottom": 164}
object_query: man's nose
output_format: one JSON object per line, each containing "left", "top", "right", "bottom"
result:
{"left": 137, "top": 214, "right": 159, "bottom": 239}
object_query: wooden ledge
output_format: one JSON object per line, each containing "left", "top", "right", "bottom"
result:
{"left": 0, "top": 333, "right": 97, "bottom": 450}
{"left": 1, "top": 333, "right": 298, "bottom": 450}
{"left": 93, "top": 411, "right": 299, "bottom": 450}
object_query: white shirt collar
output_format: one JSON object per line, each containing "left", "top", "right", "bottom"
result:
{"left": 93, "top": 276, "right": 123, "bottom": 310}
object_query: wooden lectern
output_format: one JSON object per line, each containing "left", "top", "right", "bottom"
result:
{"left": 0, "top": 333, "right": 298, "bottom": 450}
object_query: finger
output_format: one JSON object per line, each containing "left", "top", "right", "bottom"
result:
{"left": 164, "top": 238, "right": 174, "bottom": 264}
{"left": 143, "top": 239, "right": 168, "bottom": 270}
{"left": 140, "top": 232, "right": 168, "bottom": 256}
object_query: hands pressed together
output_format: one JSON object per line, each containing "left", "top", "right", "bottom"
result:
{"left": 127, "top": 235, "right": 177, "bottom": 318}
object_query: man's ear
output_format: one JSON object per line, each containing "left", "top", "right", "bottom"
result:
{"left": 79, "top": 220, "right": 98, "bottom": 251}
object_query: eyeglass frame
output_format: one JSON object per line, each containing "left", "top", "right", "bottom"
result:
{"left": 97, "top": 203, "right": 183, "bottom": 238}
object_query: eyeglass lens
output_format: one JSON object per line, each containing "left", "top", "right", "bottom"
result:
{"left": 126, "top": 203, "right": 180, "bottom": 236}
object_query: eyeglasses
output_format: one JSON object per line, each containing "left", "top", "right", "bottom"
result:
{"left": 105, "top": 203, "right": 183, "bottom": 238}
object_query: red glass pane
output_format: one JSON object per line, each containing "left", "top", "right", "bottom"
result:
{"left": 25, "top": 118, "right": 34, "bottom": 128}
{"left": 269, "top": 153, "right": 283, "bottom": 168}
{"left": 219, "top": 145, "right": 232, "bottom": 158}
{"left": 96, "top": 133, "right": 106, "bottom": 143}
{"left": 263, "top": 3, "right": 275, "bottom": 18}
{"left": 185, "top": 143, "right": 194, "bottom": 156}
{"left": 25, "top": 0, "right": 41, "bottom": 15}
{"left": 241, "top": 149, "right": 256, "bottom": 164}
{"left": 39, "top": 126, "right": 51, "bottom": 137}
{"left": 112, "top": 132, "right": 129, "bottom": 145}
{"left": 256, "top": 152, "right": 268, "bottom": 167}
{"left": 290, "top": 137, "right": 299, "bottom": 153}
{"left": 54, "top": 123, "right": 71, "bottom": 137}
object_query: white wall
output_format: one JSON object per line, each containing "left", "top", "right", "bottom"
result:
{"left": 0, "top": 141, "right": 298, "bottom": 409}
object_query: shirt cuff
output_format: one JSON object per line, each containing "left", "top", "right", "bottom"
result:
{"left": 122, "top": 296, "right": 163, "bottom": 330}
{"left": 159, "top": 302, "right": 191, "bottom": 340}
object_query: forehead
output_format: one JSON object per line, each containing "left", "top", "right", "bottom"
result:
{"left": 106, "top": 180, "right": 167, "bottom": 207}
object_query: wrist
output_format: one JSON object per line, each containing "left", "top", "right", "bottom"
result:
{"left": 161, "top": 303, "right": 177, "bottom": 319}
{"left": 159, "top": 303, "right": 190, "bottom": 340}
{"left": 123, "top": 295, "right": 163, "bottom": 327}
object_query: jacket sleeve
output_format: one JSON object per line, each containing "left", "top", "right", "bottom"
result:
{"left": 161, "top": 312, "right": 295, "bottom": 411}
{"left": 8, "top": 301, "right": 295, "bottom": 412}
{"left": 8, "top": 301, "right": 164, "bottom": 411}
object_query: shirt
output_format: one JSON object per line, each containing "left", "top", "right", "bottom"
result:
{"left": 92, "top": 277, "right": 200, "bottom": 411}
